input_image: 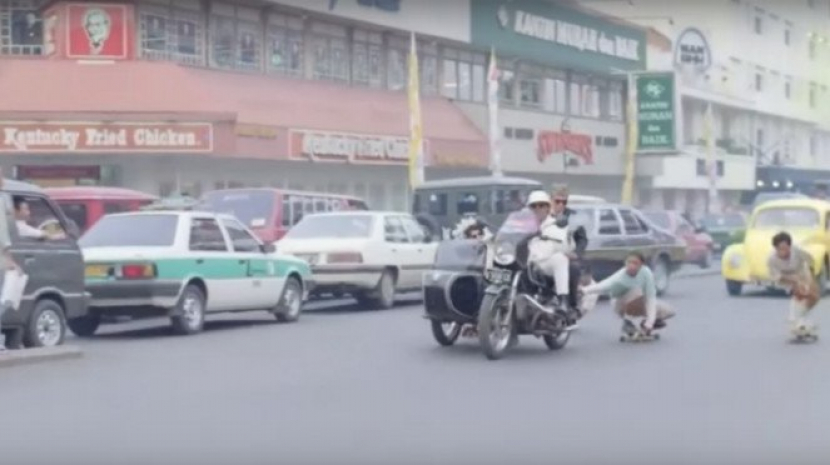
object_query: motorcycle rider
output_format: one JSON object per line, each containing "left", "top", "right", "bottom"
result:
{"left": 549, "top": 185, "right": 588, "bottom": 323}
{"left": 526, "top": 190, "right": 577, "bottom": 325}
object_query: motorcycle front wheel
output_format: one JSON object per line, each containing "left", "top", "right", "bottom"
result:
{"left": 477, "top": 291, "right": 514, "bottom": 360}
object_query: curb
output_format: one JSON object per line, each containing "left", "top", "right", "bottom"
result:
{"left": 0, "top": 345, "right": 84, "bottom": 368}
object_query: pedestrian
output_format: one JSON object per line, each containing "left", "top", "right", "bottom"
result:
{"left": 580, "top": 252, "right": 675, "bottom": 337}
{"left": 0, "top": 170, "right": 20, "bottom": 352}
{"left": 767, "top": 231, "right": 819, "bottom": 336}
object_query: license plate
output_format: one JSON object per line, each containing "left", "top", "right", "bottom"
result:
{"left": 85, "top": 264, "right": 110, "bottom": 278}
{"left": 485, "top": 268, "right": 513, "bottom": 285}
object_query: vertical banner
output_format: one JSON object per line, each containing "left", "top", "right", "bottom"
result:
{"left": 407, "top": 32, "right": 425, "bottom": 189}
{"left": 487, "top": 48, "right": 503, "bottom": 177}
{"left": 621, "top": 73, "right": 638, "bottom": 206}
{"left": 704, "top": 101, "right": 720, "bottom": 214}
{"left": 635, "top": 72, "right": 677, "bottom": 152}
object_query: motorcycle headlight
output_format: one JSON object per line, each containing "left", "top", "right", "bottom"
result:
{"left": 494, "top": 242, "right": 516, "bottom": 265}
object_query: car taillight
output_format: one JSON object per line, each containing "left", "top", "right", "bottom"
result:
{"left": 120, "top": 263, "right": 156, "bottom": 279}
{"left": 327, "top": 252, "right": 363, "bottom": 264}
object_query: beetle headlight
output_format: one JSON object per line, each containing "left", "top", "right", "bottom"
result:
{"left": 729, "top": 254, "right": 742, "bottom": 269}
{"left": 494, "top": 242, "right": 516, "bottom": 265}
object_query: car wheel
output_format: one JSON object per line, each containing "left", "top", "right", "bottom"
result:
{"left": 358, "top": 270, "right": 396, "bottom": 310}
{"left": 67, "top": 314, "right": 101, "bottom": 338}
{"left": 726, "top": 280, "right": 743, "bottom": 296}
{"left": 652, "top": 256, "right": 671, "bottom": 296}
{"left": 23, "top": 299, "right": 67, "bottom": 348}
{"left": 171, "top": 285, "right": 206, "bottom": 335}
{"left": 275, "top": 277, "right": 303, "bottom": 323}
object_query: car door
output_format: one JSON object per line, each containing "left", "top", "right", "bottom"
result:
{"left": 220, "top": 217, "right": 279, "bottom": 309}
{"left": 187, "top": 216, "right": 243, "bottom": 312}
{"left": 382, "top": 215, "right": 418, "bottom": 289}
{"left": 399, "top": 215, "right": 435, "bottom": 283}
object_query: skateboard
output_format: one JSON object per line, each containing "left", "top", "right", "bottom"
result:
{"left": 790, "top": 324, "right": 819, "bottom": 343}
{"left": 619, "top": 321, "right": 660, "bottom": 343}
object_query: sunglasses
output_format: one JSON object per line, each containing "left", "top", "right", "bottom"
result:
{"left": 553, "top": 198, "right": 567, "bottom": 205}
{"left": 529, "top": 203, "right": 549, "bottom": 209}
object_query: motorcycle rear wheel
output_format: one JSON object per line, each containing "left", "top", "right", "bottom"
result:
{"left": 477, "top": 292, "right": 514, "bottom": 360}
{"left": 543, "top": 331, "right": 571, "bottom": 350}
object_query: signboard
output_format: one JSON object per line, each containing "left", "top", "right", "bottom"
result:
{"left": 16, "top": 165, "right": 101, "bottom": 180}
{"left": 66, "top": 3, "right": 132, "bottom": 59}
{"left": 674, "top": 27, "right": 712, "bottom": 72}
{"left": 636, "top": 73, "right": 677, "bottom": 151}
{"left": 290, "top": 130, "right": 410, "bottom": 164}
{"left": 471, "top": 0, "right": 646, "bottom": 73}
{"left": 0, "top": 122, "right": 213, "bottom": 152}
{"left": 537, "top": 130, "right": 594, "bottom": 166}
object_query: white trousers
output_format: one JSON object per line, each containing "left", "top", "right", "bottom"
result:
{"left": 528, "top": 238, "right": 570, "bottom": 296}
{"left": 789, "top": 298, "right": 814, "bottom": 329}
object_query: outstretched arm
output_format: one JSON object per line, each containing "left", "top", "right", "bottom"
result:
{"left": 582, "top": 268, "right": 625, "bottom": 295}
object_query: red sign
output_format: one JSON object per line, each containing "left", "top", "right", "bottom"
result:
{"left": 289, "top": 130, "right": 409, "bottom": 164}
{"left": 0, "top": 123, "right": 214, "bottom": 153}
{"left": 16, "top": 165, "right": 101, "bottom": 180}
{"left": 66, "top": 3, "right": 132, "bottom": 59}
{"left": 537, "top": 130, "right": 594, "bottom": 165}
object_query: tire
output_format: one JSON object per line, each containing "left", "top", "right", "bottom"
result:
{"left": 67, "top": 314, "right": 101, "bottom": 338}
{"left": 430, "top": 320, "right": 462, "bottom": 347}
{"left": 23, "top": 299, "right": 67, "bottom": 348}
{"left": 543, "top": 330, "right": 571, "bottom": 351}
{"left": 477, "top": 292, "right": 513, "bottom": 360}
{"left": 652, "top": 256, "right": 671, "bottom": 297}
{"left": 275, "top": 277, "right": 303, "bottom": 323}
{"left": 726, "top": 280, "right": 743, "bottom": 296}
{"left": 170, "top": 285, "right": 206, "bottom": 335}
{"left": 360, "top": 270, "right": 396, "bottom": 310}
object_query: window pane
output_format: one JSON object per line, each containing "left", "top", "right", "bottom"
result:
{"left": 139, "top": 6, "right": 204, "bottom": 65}
{"left": 368, "top": 44, "right": 383, "bottom": 87}
{"left": 520, "top": 78, "right": 541, "bottom": 108}
{"left": 190, "top": 218, "right": 228, "bottom": 252}
{"left": 387, "top": 48, "right": 406, "bottom": 91}
{"left": 458, "top": 61, "right": 472, "bottom": 100}
{"left": 221, "top": 219, "right": 261, "bottom": 253}
{"left": 311, "top": 36, "right": 330, "bottom": 79}
{"left": 441, "top": 58, "right": 457, "bottom": 98}
{"left": 543, "top": 78, "right": 556, "bottom": 112}
{"left": 500, "top": 68, "right": 516, "bottom": 103}
{"left": 608, "top": 81, "right": 623, "bottom": 120}
{"left": 329, "top": 37, "right": 348, "bottom": 81}
{"left": 5, "top": 6, "right": 42, "bottom": 56}
{"left": 351, "top": 41, "right": 369, "bottom": 85}
{"left": 472, "top": 64, "right": 485, "bottom": 102}
{"left": 267, "top": 26, "right": 303, "bottom": 76}
{"left": 237, "top": 21, "right": 262, "bottom": 71}
{"left": 555, "top": 79, "right": 567, "bottom": 113}
{"left": 211, "top": 15, "right": 236, "bottom": 69}
{"left": 421, "top": 55, "right": 438, "bottom": 95}
{"left": 80, "top": 215, "right": 178, "bottom": 248}
{"left": 570, "top": 81, "right": 582, "bottom": 115}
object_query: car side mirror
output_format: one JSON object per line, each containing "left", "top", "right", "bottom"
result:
{"left": 262, "top": 242, "right": 276, "bottom": 254}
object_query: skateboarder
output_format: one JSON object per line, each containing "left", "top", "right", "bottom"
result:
{"left": 768, "top": 232, "right": 819, "bottom": 338}
{"left": 580, "top": 252, "right": 675, "bottom": 338}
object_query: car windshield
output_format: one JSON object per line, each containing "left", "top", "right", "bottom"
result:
{"left": 80, "top": 214, "right": 178, "bottom": 247}
{"left": 643, "top": 212, "right": 671, "bottom": 230}
{"left": 200, "top": 190, "right": 274, "bottom": 228}
{"left": 284, "top": 214, "right": 374, "bottom": 239}
{"left": 753, "top": 208, "right": 819, "bottom": 229}
{"left": 702, "top": 214, "right": 745, "bottom": 229}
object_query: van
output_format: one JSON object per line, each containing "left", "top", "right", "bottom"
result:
{"left": 199, "top": 188, "right": 369, "bottom": 243}
{"left": 2, "top": 179, "right": 88, "bottom": 348}
{"left": 44, "top": 186, "right": 158, "bottom": 234}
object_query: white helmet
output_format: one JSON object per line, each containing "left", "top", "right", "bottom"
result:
{"left": 526, "top": 190, "right": 551, "bottom": 206}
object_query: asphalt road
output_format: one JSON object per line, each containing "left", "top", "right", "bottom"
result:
{"left": 1, "top": 274, "right": 828, "bottom": 465}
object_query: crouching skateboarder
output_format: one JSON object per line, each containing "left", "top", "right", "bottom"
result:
{"left": 768, "top": 232, "right": 820, "bottom": 342}
{"left": 580, "top": 252, "right": 676, "bottom": 342}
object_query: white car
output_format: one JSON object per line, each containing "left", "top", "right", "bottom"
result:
{"left": 277, "top": 211, "right": 438, "bottom": 309}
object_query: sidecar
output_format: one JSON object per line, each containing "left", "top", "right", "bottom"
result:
{"left": 423, "top": 238, "right": 489, "bottom": 346}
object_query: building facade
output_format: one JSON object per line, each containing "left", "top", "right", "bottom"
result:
{"left": 587, "top": 0, "right": 830, "bottom": 216}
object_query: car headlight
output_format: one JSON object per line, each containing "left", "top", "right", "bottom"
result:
{"left": 729, "top": 254, "right": 742, "bottom": 269}
{"left": 494, "top": 242, "right": 516, "bottom": 265}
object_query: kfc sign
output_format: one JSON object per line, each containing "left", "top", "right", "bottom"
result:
{"left": 537, "top": 130, "right": 594, "bottom": 166}
{"left": 66, "top": 3, "right": 132, "bottom": 59}
{"left": 0, "top": 123, "right": 213, "bottom": 153}
{"left": 290, "top": 130, "right": 409, "bottom": 164}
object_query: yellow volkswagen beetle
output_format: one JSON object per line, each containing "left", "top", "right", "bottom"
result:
{"left": 722, "top": 198, "right": 830, "bottom": 296}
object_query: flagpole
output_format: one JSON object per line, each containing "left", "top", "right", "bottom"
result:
{"left": 487, "top": 47, "right": 503, "bottom": 177}
{"left": 705, "top": 101, "right": 720, "bottom": 214}
{"left": 407, "top": 31, "right": 425, "bottom": 191}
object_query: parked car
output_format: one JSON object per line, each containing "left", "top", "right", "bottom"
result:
{"left": 722, "top": 198, "right": 830, "bottom": 296}
{"left": 199, "top": 188, "right": 369, "bottom": 244}
{"left": 643, "top": 210, "right": 715, "bottom": 268}
{"left": 45, "top": 186, "right": 157, "bottom": 234}
{"left": 75, "top": 210, "right": 313, "bottom": 337}
{"left": 751, "top": 192, "right": 808, "bottom": 209}
{"left": 277, "top": 211, "right": 438, "bottom": 308}
{"left": 2, "top": 180, "right": 88, "bottom": 348}
{"left": 570, "top": 204, "right": 686, "bottom": 295}
{"left": 701, "top": 212, "right": 747, "bottom": 254}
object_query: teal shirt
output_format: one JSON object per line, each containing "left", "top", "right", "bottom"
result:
{"left": 584, "top": 266, "right": 657, "bottom": 301}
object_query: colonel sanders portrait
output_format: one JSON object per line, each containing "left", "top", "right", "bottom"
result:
{"left": 83, "top": 7, "right": 111, "bottom": 54}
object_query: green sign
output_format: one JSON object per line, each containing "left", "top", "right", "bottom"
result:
{"left": 636, "top": 73, "right": 676, "bottom": 151}
{"left": 470, "top": 0, "right": 647, "bottom": 73}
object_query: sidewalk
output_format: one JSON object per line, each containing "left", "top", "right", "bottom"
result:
{"left": 0, "top": 346, "right": 83, "bottom": 368}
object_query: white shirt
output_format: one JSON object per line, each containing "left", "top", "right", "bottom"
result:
{"left": 16, "top": 220, "right": 45, "bottom": 239}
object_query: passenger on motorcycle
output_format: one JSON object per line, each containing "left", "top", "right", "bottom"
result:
{"left": 525, "top": 190, "right": 578, "bottom": 326}
{"left": 580, "top": 252, "right": 675, "bottom": 335}
{"left": 549, "top": 185, "right": 589, "bottom": 322}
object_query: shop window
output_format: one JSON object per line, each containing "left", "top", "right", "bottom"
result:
{"left": 267, "top": 13, "right": 303, "bottom": 77}
{"left": 189, "top": 218, "right": 228, "bottom": 252}
{"left": 1, "top": 1, "right": 42, "bottom": 56}
{"left": 138, "top": 1, "right": 205, "bottom": 65}
{"left": 351, "top": 29, "right": 383, "bottom": 87}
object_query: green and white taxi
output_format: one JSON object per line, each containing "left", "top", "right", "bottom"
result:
{"left": 70, "top": 210, "right": 313, "bottom": 337}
